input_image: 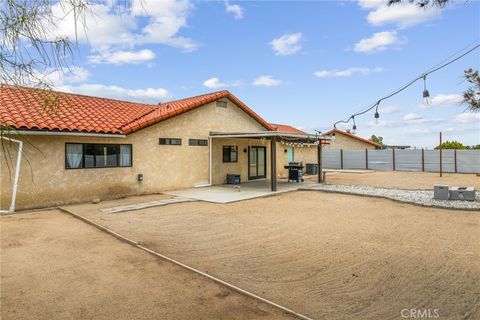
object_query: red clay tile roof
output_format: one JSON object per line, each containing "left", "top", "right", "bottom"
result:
{"left": 269, "top": 123, "right": 306, "bottom": 134}
{"left": 323, "top": 128, "right": 382, "bottom": 148}
{"left": 0, "top": 85, "right": 273, "bottom": 135}
{"left": 122, "top": 90, "right": 273, "bottom": 134}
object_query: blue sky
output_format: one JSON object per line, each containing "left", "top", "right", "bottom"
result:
{"left": 48, "top": 0, "right": 479, "bottom": 148}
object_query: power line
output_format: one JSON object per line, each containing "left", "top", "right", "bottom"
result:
{"left": 331, "top": 41, "right": 480, "bottom": 131}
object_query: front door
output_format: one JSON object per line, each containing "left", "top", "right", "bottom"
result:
{"left": 287, "top": 147, "right": 294, "bottom": 163}
{"left": 248, "top": 146, "right": 266, "bottom": 180}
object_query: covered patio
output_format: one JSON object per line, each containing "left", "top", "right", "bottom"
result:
{"left": 208, "top": 131, "right": 330, "bottom": 192}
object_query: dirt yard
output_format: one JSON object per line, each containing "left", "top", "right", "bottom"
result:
{"left": 66, "top": 191, "right": 480, "bottom": 320}
{"left": 0, "top": 210, "right": 292, "bottom": 320}
{"left": 323, "top": 171, "right": 480, "bottom": 190}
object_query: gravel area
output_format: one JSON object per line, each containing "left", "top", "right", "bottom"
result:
{"left": 305, "top": 184, "right": 480, "bottom": 210}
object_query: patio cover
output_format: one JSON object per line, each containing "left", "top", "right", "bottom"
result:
{"left": 209, "top": 131, "right": 331, "bottom": 191}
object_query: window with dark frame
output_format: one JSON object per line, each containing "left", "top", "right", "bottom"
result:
{"left": 159, "top": 138, "right": 182, "bottom": 145}
{"left": 216, "top": 100, "right": 227, "bottom": 108}
{"left": 65, "top": 143, "right": 132, "bottom": 169}
{"left": 189, "top": 139, "right": 208, "bottom": 146}
{"left": 223, "top": 146, "right": 238, "bottom": 163}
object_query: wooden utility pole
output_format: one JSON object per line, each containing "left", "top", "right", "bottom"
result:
{"left": 421, "top": 148, "right": 425, "bottom": 172}
{"left": 270, "top": 136, "right": 277, "bottom": 191}
{"left": 392, "top": 148, "right": 396, "bottom": 171}
{"left": 317, "top": 140, "right": 323, "bottom": 183}
{"left": 365, "top": 148, "right": 368, "bottom": 170}
{"left": 439, "top": 132, "right": 443, "bottom": 177}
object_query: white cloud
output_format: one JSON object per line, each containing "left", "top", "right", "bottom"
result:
{"left": 455, "top": 113, "right": 480, "bottom": 123}
{"left": 403, "top": 113, "right": 423, "bottom": 121}
{"left": 252, "top": 75, "right": 282, "bottom": 87}
{"left": 367, "top": 117, "right": 443, "bottom": 128}
{"left": 354, "top": 31, "right": 402, "bottom": 53}
{"left": 362, "top": 1, "right": 441, "bottom": 29}
{"left": 231, "top": 80, "right": 243, "bottom": 87}
{"left": 88, "top": 49, "right": 156, "bottom": 65}
{"left": 357, "top": 0, "right": 382, "bottom": 9}
{"left": 379, "top": 105, "right": 399, "bottom": 114}
{"left": 420, "top": 93, "right": 463, "bottom": 109}
{"left": 225, "top": 1, "right": 244, "bottom": 19}
{"left": 47, "top": 0, "right": 197, "bottom": 64}
{"left": 44, "top": 67, "right": 90, "bottom": 86}
{"left": 58, "top": 83, "right": 169, "bottom": 103}
{"left": 314, "top": 67, "right": 383, "bottom": 78}
{"left": 203, "top": 77, "right": 228, "bottom": 89}
{"left": 270, "top": 33, "right": 303, "bottom": 56}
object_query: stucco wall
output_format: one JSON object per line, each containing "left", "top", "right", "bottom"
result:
{"left": 324, "top": 132, "right": 377, "bottom": 150}
{"left": 275, "top": 143, "right": 318, "bottom": 178}
{"left": 212, "top": 138, "right": 271, "bottom": 185}
{"left": 0, "top": 98, "right": 269, "bottom": 210}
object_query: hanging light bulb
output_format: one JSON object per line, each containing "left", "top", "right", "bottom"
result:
{"left": 374, "top": 102, "right": 380, "bottom": 125}
{"left": 352, "top": 116, "right": 357, "bottom": 134}
{"left": 422, "top": 75, "right": 431, "bottom": 105}
{"left": 374, "top": 111, "right": 379, "bottom": 125}
{"left": 331, "top": 130, "right": 336, "bottom": 141}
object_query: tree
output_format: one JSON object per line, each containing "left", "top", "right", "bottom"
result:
{"left": 466, "top": 145, "right": 480, "bottom": 150}
{"left": 434, "top": 141, "right": 466, "bottom": 150}
{"left": 388, "top": 0, "right": 449, "bottom": 7}
{"left": 1, "top": 1, "right": 90, "bottom": 174}
{"left": 1, "top": 1, "right": 89, "bottom": 91}
{"left": 463, "top": 68, "right": 480, "bottom": 112}
{"left": 370, "top": 135, "right": 384, "bottom": 146}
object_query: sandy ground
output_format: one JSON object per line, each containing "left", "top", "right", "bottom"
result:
{"left": 322, "top": 171, "right": 480, "bottom": 190}
{"left": 0, "top": 210, "right": 292, "bottom": 320}
{"left": 66, "top": 191, "right": 480, "bottom": 320}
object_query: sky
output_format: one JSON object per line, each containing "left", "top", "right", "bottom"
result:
{"left": 46, "top": 0, "right": 479, "bottom": 148}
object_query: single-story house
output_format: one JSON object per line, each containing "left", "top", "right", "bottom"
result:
{"left": 323, "top": 128, "right": 382, "bottom": 150}
{"left": 0, "top": 85, "right": 327, "bottom": 210}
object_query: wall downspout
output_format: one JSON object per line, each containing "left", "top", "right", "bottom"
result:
{"left": 0, "top": 137, "right": 23, "bottom": 214}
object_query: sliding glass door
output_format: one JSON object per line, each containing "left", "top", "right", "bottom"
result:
{"left": 248, "top": 146, "right": 266, "bottom": 180}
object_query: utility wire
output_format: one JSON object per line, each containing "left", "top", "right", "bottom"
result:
{"left": 332, "top": 42, "right": 480, "bottom": 129}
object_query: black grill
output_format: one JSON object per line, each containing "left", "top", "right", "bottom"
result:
{"left": 284, "top": 162, "right": 304, "bottom": 182}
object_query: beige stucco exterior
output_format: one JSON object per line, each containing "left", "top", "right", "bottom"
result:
{"left": 275, "top": 143, "right": 318, "bottom": 178}
{"left": 1, "top": 98, "right": 275, "bottom": 210}
{"left": 324, "top": 132, "right": 379, "bottom": 150}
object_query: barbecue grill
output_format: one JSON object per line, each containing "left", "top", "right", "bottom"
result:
{"left": 284, "top": 161, "right": 304, "bottom": 182}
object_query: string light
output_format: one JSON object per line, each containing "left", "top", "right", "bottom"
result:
{"left": 422, "top": 75, "right": 431, "bottom": 105}
{"left": 328, "top": 42, "right": 480, "bottom": 132}
{"left": 352, "top": 116, "right": 357, "bottom": 134}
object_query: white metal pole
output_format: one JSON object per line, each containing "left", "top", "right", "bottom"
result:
{"left": 209, "top": 136, "right": 213, "bottom": 186}
{"left": 0, "top": 137, "right": 23, "bottom": 214}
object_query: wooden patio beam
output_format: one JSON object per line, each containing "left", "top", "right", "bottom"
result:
{"left": 270, "top": 136, "right": 277, "bottom": 191}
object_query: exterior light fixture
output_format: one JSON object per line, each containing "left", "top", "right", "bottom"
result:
{"left": 422, "top": 75, "right": 431, "bottom": 105}
{"left": 374, "top": 101, "right": 380, "bottom": 125}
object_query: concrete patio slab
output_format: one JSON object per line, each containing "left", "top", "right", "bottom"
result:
{"left": 164, "top": 179, "right": 319, "bottom": 203}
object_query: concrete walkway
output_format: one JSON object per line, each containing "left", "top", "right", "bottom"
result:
{"left": 164, "top": 179, "right": 319, "bottom": 203}
{"left": 100, "top": 196, "right": 195, "bottom": 214}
